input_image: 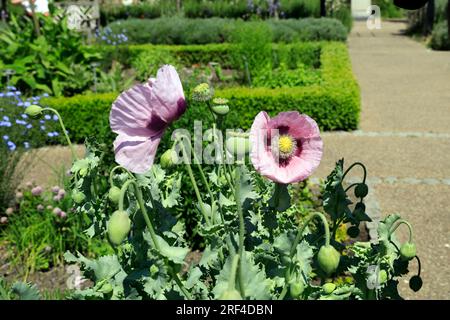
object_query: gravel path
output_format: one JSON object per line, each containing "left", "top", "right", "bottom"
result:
{"left": 312, "top": 20, "right": 450, "bottom": 300}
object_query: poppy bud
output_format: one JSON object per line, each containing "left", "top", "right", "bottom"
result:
{"left": 192, "top": 83, "right": 213, "bottom": 102}
{"left": 160, "top": 149, "right": 178, "bottom": 169}
{"left": 25, "top": 104, "right": 43, "bottom": 118}
{"left": 107, "top": 210, "right": 131, "bottom": 246}
{"left": 108, "top": 186, "right": 121, "bottom": 204}
{"left": 317, "top": 245, "right": 340, "bottom": 276}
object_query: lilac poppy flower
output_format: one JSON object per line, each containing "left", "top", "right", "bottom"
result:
{"left": 249, "top": 111, "right": 323, "bottom": 184}
{"left": 110, "top": 65, "right": 186, "bottom": 173}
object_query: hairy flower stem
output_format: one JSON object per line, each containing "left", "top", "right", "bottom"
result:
{"left": 389, "top": 219, "right": 414, "bottom": 242}
{"left": 42, "top": 107, "right": 78, "bottom": 161}
{"left": 178, "top": 141, "right": 211, "bottom": 226}
{"left": 234, "top": 166, "right": 246, "bottom": 298}
{"left": 278, "top": 212, "right": 331, "bottom": 300}
{"left": 342, "top": 162, "right": 367, "bottom": 184}
{"left": 228, "top": 254, "right": 240, "bottom": 291}
{"left": 118, "top": 179, "right": 192, "bottom": 300}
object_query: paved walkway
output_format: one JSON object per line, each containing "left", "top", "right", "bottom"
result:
{"left": 312, "top": 21, "right": 450, "bottom": 300}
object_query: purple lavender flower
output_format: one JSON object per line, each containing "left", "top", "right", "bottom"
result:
{"left": 23, "top": 101, "right": 31, "bottom": 107}
{"left": 26, "top": 124, "right": 32, "bottom": 129}
{"left": 2, "top": 135, "right": 9, "bottom": 140}
{"left": 44, "top": 114, "right": 51, "bottom": 120}
{"left": 2, "top": 116, "right": 9, "bottom": 121}
{"left": 15, "top": 119, "right": 27, "bottom": 125}
{"left": 52, "top": 115, "right": 59, "bottom": 121}
{"left": 21, "top": 114, "right": 28, "bottom": 119}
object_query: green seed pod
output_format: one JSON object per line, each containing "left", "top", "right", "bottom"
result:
{"left": 226, "top": 136, "right": 250, "bottom": 157}
{"left": 211, "top": 104, "right": 229, "bottom": 116}
{"left": 378, "top": 270, "right": 388, "bottom": 284}
{"left": 108, "top": 186, "right": 121, "bottom": 204}
{"left": 98, "top": 282, "right": 113, "bottom": 295}
{"left": 347, "top": 226, "right": 360, "bottom": 238}
{"left": 71, "top": 190, "right": 86, "bottom": 204}
{"left": 160, "top": 149, "right": 177, "bottom": 169}
{"left": 219, "top": 289, "right": 242, "bottom": 300}
{"left": 354, "top": 183, "right": 369, "bottom": 198}
{"left": 24, "top": 105, "right": 43, "bottom": 118}
{"left": 289, "top": 282, "right": 305, "bottom": 299}
{"left": 400, "top": 242, "right": 416, "bottom": 261}
{"left": 322, "top": 283, "right": 336, "bottom": 294}
{"left": 317, "top": 245, "right": 341, "bottom": 276}
{"left": 409, "top": 275, "right": 423, "bottom": 292}
{"left": 107, "top": 210, "right": 131, "bottom": 246}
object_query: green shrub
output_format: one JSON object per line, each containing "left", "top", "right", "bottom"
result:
{"left": 100, "top": 0, "right": 320, "bottom": 22}
{"left": 0, "top": 15, "right": 101, "bottom": 97}
{"left": 107, "top": 17, "right": 347, "bottom": 45}
{"left": 41, "top": 42, "right": 359, "bottom": 150}
{"left": 429, "top": 21, "right": 450, "bottom": 50}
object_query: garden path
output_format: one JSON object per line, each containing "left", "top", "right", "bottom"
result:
{"left": 312, "top": 20, "right": 450, "bottom": 300}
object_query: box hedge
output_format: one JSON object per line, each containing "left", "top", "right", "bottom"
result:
{"left": 42, "top": 42, "right": 359, "bottom": 148}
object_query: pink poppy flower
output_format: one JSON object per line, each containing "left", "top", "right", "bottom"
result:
{"left": 110, "top": 65, "right": 186, "bottom": 173}
{"left": 249, "top": 111, "right": 323, "bottom": 184}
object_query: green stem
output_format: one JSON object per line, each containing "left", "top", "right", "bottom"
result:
{"left": 118, "top": 178, "right": 191, "bottom": 300}
{"left": 171, "top": 269, "right": 193, "bottom": 300}
{"left": 278, "top": 212, "right": 331, "bottom": 300}
{"left": 178, "top": 139, "right": 211, "bottom": 226}
{"left": 228, "top": 254, "right": 240, "bottom": 291}
{"left": 389, "top": 219, "right": 414, "bottom": 243}
{"left": 42, "top": 107, "right": 77, "bottom": 161}
{"left": 342, "top": 162, "right": 367, "bottom": 184}
{"left": 235, "top": 166, "right": 246, "bottom": 298}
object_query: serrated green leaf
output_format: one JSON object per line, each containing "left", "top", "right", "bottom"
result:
{"left": 11, "top": 282, "right": 41, "bottom": 300}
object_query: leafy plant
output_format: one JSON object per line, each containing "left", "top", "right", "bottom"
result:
{"left": 0, "top": 277, "right": 41, "bottom": 300}
{"left": 35, "top": 75, "right": 420, "bottom": 300}
{"left": 0, "top": 182, "right": 112, "bottom": 276}
{"left": 0, "top": 14, "right": 101, "bottom": 96}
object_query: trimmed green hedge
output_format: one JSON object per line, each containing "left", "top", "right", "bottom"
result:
{"left": 107, "top": 17, "right": 348, "bottom": 45}
{"left": 42, "top": 42, "right": 359, "bottom": 147}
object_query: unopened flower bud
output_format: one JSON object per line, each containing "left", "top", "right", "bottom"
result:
{"left": 192, "top": 83, "right": 213, "bottom": 102}
{"left": 25, "top": 105, "right": 43, "bottom": 118}
{"left": 108, "top": 186, "right": 121, "bottom": 204}
{"left": 72, "top": 190, "right": 86, "bottom": 204}
{"left": 160, "top": 149, "right": 178, "bottom": 169}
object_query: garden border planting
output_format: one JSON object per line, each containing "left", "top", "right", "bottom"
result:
{"left": 42, "top": 42, "right": 360, "bottom": 145}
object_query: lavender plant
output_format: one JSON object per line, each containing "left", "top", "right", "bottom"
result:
{"left": 24, "top": 65, "right": 422, "bottom": 300}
